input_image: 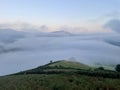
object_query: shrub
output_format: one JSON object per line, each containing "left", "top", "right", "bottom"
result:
{"left": 115, "top": 64, "right": 120, "bottom": 72}
{"left": 95, "top": 67, "right": 104, "bottom": 71}
{"left": 98, "top": 67, "right": 104, "bottom": 70}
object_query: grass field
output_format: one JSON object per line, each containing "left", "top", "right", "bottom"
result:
{"left": 0, "top": 60, "right": 120, "bottom": 90}
{"left": 47, "top": 60, "right": 91, "bottom": 70}
{"left": 0, "top": 74, "right": 120, "bottom": 90}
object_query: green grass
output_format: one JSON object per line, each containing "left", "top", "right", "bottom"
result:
{"left": 47, "top": 60, "right": 91, "bottom": 69}
{"left": 14, "top": 60, "right": 92, "bottom": 75}
{"left": 13, "top": 60, "right": 120, "bottom": 79}
{"left": 0, "top": 74, "right": 120, "bottom": 90}
{"left": 1, "top": 60, "right": 120, "bottom": 90}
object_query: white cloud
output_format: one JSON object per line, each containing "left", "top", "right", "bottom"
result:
{"left": 0, "top": 19, "right": 120, "bottom": 75}
{"left": 0, "top": 29, "right": 120, "bottom": 75}
{"left": 0, "top": 21, "right": 113, "bottom": 34}
{"left": 104, "top": 19, "right": 120, "bottom": 33}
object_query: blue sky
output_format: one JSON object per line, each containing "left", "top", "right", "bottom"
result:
{"left": 0, "top": 0, "right": 120, "bottom": 32}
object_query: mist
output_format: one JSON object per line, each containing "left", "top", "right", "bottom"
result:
{"left": 0, "top": 19, "right": 120, "bottom": 75}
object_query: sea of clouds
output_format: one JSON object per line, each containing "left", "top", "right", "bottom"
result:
{"left": 0, "top": 19, "right": 120, "bottom": 76}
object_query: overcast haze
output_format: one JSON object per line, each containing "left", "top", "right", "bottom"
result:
{"left": 0, "top": 0, "right": 120, "bottom": 32}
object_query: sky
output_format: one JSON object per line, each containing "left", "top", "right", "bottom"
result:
{"left": 0, "top": 0, "right": 120, "bottom": 32}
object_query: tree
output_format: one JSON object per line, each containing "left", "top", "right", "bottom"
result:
{"left": 50, "top": 60, "right": 53, "bottom": 63}
{"left": 98, "top": 67, "right": 104, "bottom": 70}
{"left": 115, "top": 64, "right": 120, "bottom": 72}
{"left": 95, "top": 67, "right": 104, "bottom": 71}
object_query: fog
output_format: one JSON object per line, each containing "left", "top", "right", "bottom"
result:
{"left": 0, "top": 19, "right": 120, "bottom": 76}
{"left": 0, "top": 31, "right": 120, "bottom": 76}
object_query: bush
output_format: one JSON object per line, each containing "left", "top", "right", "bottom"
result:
{"left": 95, "top": 67, "right": 104, "bottom": 71}
{"left": 97, "top": 67, "right": 104, "bottom": 70}
{"left": 115, "top": 64, "right": 120, "bottom": 72}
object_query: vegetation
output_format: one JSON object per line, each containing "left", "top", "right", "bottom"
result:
{"left": 0, "top": 60, "right": 120, "bottom": 90}
{"left": 97, "top": 67, "right": 104, "bottom": 70}
{"left": 47, "top": 60, "right": 91, "bottom": 70}
{"left": 0, "top": 74, "right": 120, "bottom": 90}
{"left": 115, "top": 64, "right": 120, "bottom": 72}
{"left": 13, "top": 60, "right": 120, "bottom": 79}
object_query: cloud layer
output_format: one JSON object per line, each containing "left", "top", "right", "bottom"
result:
{"left": 104, "top": 19, "right": 120, "bottom": 33}
{"left": 0, "top": 19, "right": 120, "bottom": 75}
{"left": 0, "top": 20, "right": 113, "bottom": 34}
{"left": 0, "top": 28, "right": 120, "bottom": 76}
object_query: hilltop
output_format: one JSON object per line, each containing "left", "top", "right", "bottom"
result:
{"left": 14, "top": 60, "right": 92, "bottom": 75}
{"left": 0, "top": 60, "right": 120, "bottom": 90}
{"left": 12, "top": 60, "right": 120, "bottom": 79}
{"left": 47, "top": 60, "right": 91, "bottom": 69}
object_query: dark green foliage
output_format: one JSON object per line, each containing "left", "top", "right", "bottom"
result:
{"left": 13, "top": 66, "right": 120, "bottom": 79}
{"left": 115, "top": 64, "right": 120, "bottom": 72}
{"left": 97, "top": 67, "right": 104, "bottom": 70}
{"left": 1, "top": 61, "right": 120, "bottom": 90}
{"left": 0, "top": 74, "right": 120, "bottom": 90}
{"left": 50, "top": 60, "right": 53, "bottom": 64}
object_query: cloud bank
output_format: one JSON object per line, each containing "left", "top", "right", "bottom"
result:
{"left": 0, "top": 21, "right": 113, "bottom": 34}
{"left": 0, "top": 19, "right": 120, "bottom": 76}
{"left": 104, "top": 19, "right": 120, "bottom": 33}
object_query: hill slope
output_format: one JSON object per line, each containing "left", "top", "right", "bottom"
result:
{"left": 0, "top": 74, "right": 120, "bottom": 90}
{"left": 1, "top": 60, "right": 120, "bottom": 90}
{"left": 47, "top": 60, "right": 91, "bottom": 69}
{"left": 13, "top": 60, "right": 92, "bottom": 75}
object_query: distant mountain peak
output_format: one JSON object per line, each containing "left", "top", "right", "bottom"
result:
{"left": 51, "top": 30, "right": 73, "bottom": 35}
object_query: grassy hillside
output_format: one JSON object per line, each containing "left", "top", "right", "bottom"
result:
{"left": 1, "top": 60, "right": 120, "bottom": 90}
{"left": 47, "top": 60, "right": 91, "bottom": 69}
{"left": 13, "top": 60, "right": 120, "bottom": 79}
{"left": 14, "top": 60, "right": 92, "bottom": 75}
{"left": 0, "top": 74, "right": 120, "bottom": 90}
